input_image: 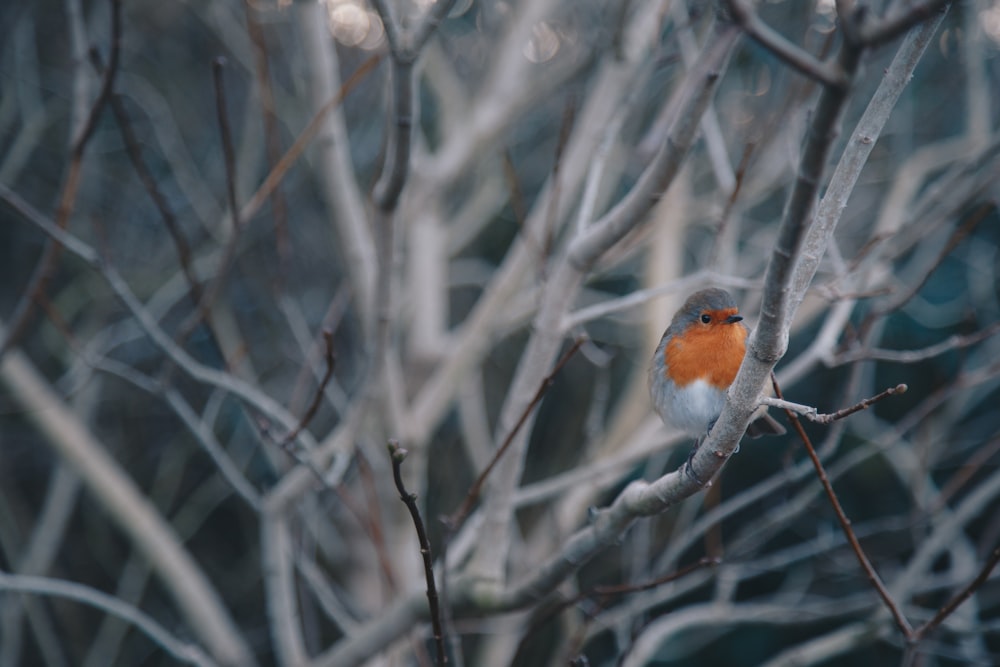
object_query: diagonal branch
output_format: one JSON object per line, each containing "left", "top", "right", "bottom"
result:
{"left": 725, "top": 0, "right": 845, "bottom": 88}
{"left": 446, "top": 337, "right": 585, "bottom": 531}
{"left": 0, "top": 0, "right": 122, "bottom": 360}
{"left": 912, "top": 546, "right": 1000, "bottom": 641}
{"left": 771, "top": 376, "right": 914, "bottom": 637}
{"left": 278, "top": 329, "right": 336, "bottom": 449}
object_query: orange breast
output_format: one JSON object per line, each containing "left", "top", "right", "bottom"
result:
{"left": 664, "top": 323, "right": 747, "bottom": 389}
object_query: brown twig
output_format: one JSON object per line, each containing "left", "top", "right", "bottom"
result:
{"left": 541, "top": 93, "right": 577, "bottom": 265}
{"left": 213, "top": 56, "right": 240, "bottom": 234}
{"left": 240, "top": 53, "right": 382, "bottom": 223}
{"left": 501, "top": 150, "right": 528, "bottom": 231}
{"left": 912, "top": 546, "right": 1000, "bottom": 641}
{"left": 258, "top": 414, "right": 399, "bottom": 593}
{"left": 867, "top": 202, "right": 992, "bottom": 326}
{"left": 108, "top": 93, "right": 204, "bottom": 307}
{"left": 435, "top": 337, "right": 586, "bottom": 662}
{"left": 814, "top": 383, "right": 907, "bottom": 424}
{"left": 589, "top": 557, "right": 719, "bottom": 597}
{"left": 388, "top": 441, "right": 447, "bottom": 666}
{"left": 932, "top": 435, "right": 1000, "bottom": 514}
{"left": 184, "top": 57, "right": 242, "bottom": 333}
{"left": 244, "top": 1, "right": 291, "bottom": 280}
{"left": 501, "top": 149, "right": 546, "bottom": 268}
{"left": 762, "top": 384, "right": 907, "bottom": 424}
{"left": 0, "top": 0, "right": 122, "bottom": 359}
{"left": 771, "top": 375, "right": 914, "bottom": 637}
{"left": 354, "top": 448, "right": 399, "bottom": 593}
{"left": 714, "top": 142, "right": 754, "bottom": 238}
{"left": 279, "top": 330, "right": 336, "bottom": 449}
{"left": 444, "top": 337, "right": 586, "bottom": 531}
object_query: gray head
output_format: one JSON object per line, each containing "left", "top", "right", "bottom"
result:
{"left": 669, "top": 288, "right": 741, "bottom": 329}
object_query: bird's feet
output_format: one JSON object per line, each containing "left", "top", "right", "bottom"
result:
{"left": 684, "top": 439, "right": 705, "bottom": 486}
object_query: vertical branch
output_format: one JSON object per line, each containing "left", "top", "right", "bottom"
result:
{"left": 0, "top": 0, "right": 121, "bottom": 359}
{"left": 367, "top": 0, "right": 456, "bottom": 353}
{"left": 388, "top": 442, "right": 447, "bottom": 665}
{"left": 172, "top": 57, "right": 246, "bottom": 351}
{"left": 212, "top": 57, "right": 240, "bottom": 235}
{"left": 261, "top": 512, "right": 307, "bottom": 667}
{"left": 754, "top": 40, "right": 859, "bottom": 358}
{"left": 244, "top": 2, "right": 291, "bottom": 279}
{"left": 293, "top": 7, "right": 378, "bottom": 337}
{"left": 108, "top": 94, "right": 204, "bottom": 307}
{"left": 719, "top": 4, "right": 948, "bottom": 468}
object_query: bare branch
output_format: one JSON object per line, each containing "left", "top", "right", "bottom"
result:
{"left": 388, "top": 441, "right": 448, "bottom": 666}
{"left": 771, "top": 377, "right": 914, "bottom": 638}
{"left": 0, "top": 570, "right": 218, "bottom": 667}
{"left": 859, "top": 0, "right": 953, "bottom": 48}
{"left": 834, "top": 323, "right": 1000, "bottom": 365}
{"left": 279, "top": 329, "right": 336, "bottom": 449}
{"left": 913, "top": 547, "right": 1000, "bottom": 641}
{"left": 0, "top": 331, "right": 255, "bottom": 666}
{"left": 0, "top": 187, "right": 318, "bottom": 449}
{"left": 725, "top": 0, "right": 845, "bottom": 88}
{"left": 761, "top": 384, "right": 908, "bottom": 424}
{"left": 0, "top": 0, "right": 122, "bottom": 359}
{"left": 239, "top": 53, "right": 382, "bottom": 223}
{"left": 445, "top": 337, "right": 586, "bottom": 531}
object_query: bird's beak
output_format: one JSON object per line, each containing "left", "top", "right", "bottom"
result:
{"left": 726, "top": 314, "right": 744, "bottom": 324}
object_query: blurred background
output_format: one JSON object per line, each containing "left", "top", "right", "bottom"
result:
{"left": 1, "top": 0, "right": 999, "bottom": 665}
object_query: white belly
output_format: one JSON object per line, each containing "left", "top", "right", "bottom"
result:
{"left": 653, "top": 378, "right": 726, "bottom": 437}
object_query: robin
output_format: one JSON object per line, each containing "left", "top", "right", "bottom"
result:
{"left": 649, "top": 288, "right": 784, "bottom": 478}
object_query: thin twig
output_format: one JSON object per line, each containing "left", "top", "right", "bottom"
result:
{"left": 435, "top": 338, "right": 586, "bottom": 661}
{"left": 529, "top": 557, "right": 720, "bottom": 662}
{"left": 108, "top": 92, "right": 204, "bottom": 307}
{"left": 707, "top": 142, "right": 755, "bottom": 265}
{"left": 279, "top": 330, "right": 336, "bottom": 449}
{"left": 771, "top": 375, "right": 914, "bottom": 637}
{"left": 445, "top": 337, "right": 586, "bottom": 530}
{"left": 240, "top": 53, "right": 382, "bottom": 223}
{"left": 244, "top": 1, "right": 291, "bottom": 279}
{"left": 0, "top": 0, "right": 122, "bottom": 359}
{"left": 760, "top": 384, "right": 908, "bottom": 424}
{"left": 590, "top": 557, "right": 719, "bottom": 597}
{"left": 541, "top": 93, "right": 577, "bottom": 266}
{"left": 0, "top": 186, "right": 318, "bottom": 450}
{"left": 912, "top": 546, "right": 1000, "bottom": 641}
{"left": 932, "top": 435, "right": 1000, "bottom": 513}
{"left": 355, "top": 448, "right": 399, "bottom": 592}
{"left": 260, "top": 412, "right": 399, "bottom": 592}
{"left": 834, "top": 322, "right": 1000, "bottom": 365}
{"left": 814, "top": 384, "right": 907, "bottom": 423}
{"left": 213, "top": 56, "right": 240, "bottom": 234}
{"left": 174, "top": 57, "right": 244, "bottom": 342}
{"left": 868, "top": 202, "right": 992, "bottom": 323}
{"left": 388, "top": 441, "right": 447, "bottom": 666}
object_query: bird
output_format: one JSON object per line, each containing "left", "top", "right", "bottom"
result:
{"left": 649, "top": 288, "right": 784, "bottom": 477}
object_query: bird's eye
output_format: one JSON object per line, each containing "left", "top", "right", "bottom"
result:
{"left": 700, "top": 314, "right": 711, "bottom": 324}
